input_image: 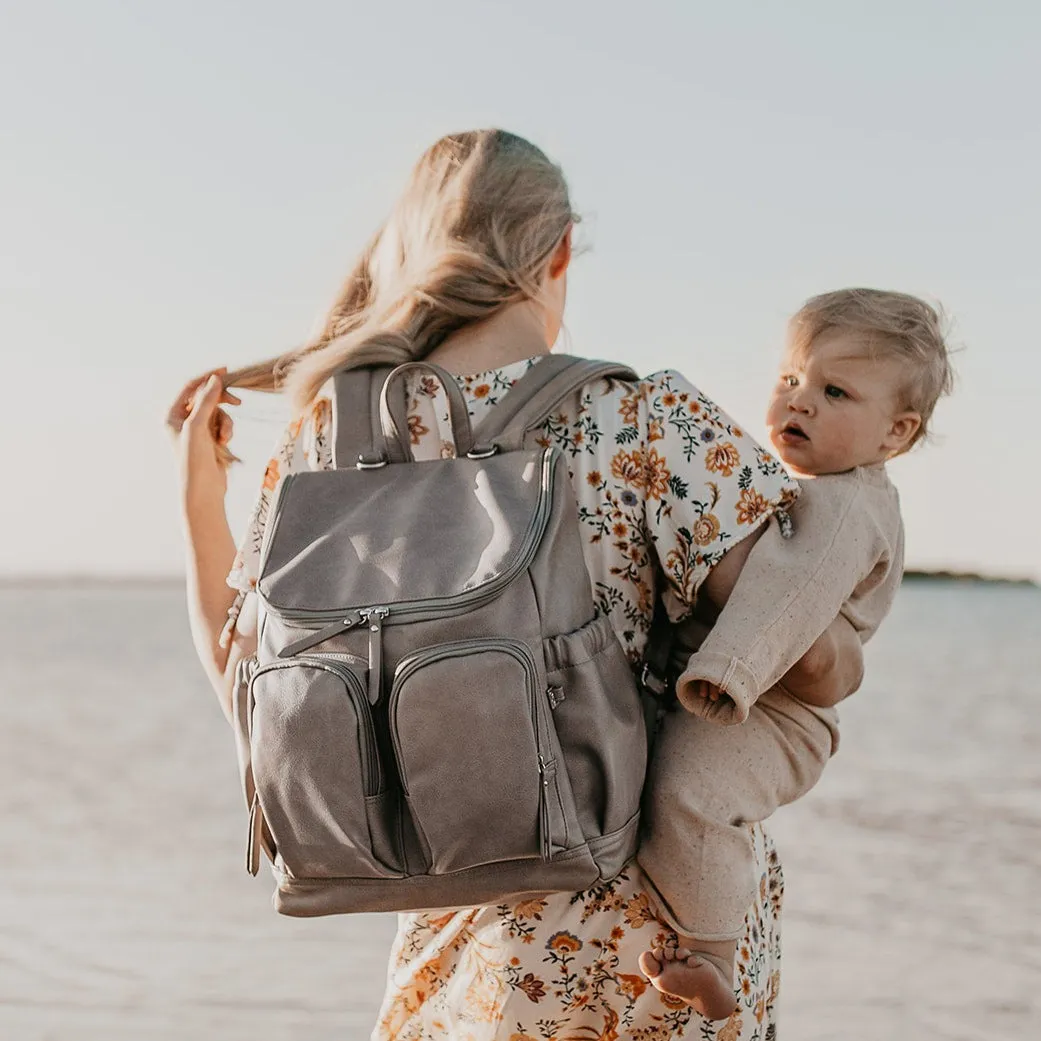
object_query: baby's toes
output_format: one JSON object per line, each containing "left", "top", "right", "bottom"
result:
{"left": 638, "top": 949, "right": 664, "bottom": 978}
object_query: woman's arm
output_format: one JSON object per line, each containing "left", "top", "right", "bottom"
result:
{"left": 166, "top": 370, "right": 252, "bottom": 723}
{"left": 776, "top": 613, "right": 864, "bottom": 707}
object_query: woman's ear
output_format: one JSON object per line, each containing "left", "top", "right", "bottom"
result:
{"left": 882, "top": 410, "right": 922, "bottom": 455}
{"left": 547, "top": 224, "right": 572, "bottom": 280}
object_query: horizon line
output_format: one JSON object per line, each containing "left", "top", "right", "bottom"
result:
{"left": 0, "top": 569, "right": 1037, "bottom": 589}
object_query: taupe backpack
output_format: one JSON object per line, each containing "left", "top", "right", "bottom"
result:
{"left": 233, "top": 356, "right": 651, "bottom": 916}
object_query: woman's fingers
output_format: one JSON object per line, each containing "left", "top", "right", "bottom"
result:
{"left": 166, "top": 372, "right": 215, "bottom": 436}
{"left": 214, "top": 408, "right": 235, "bottom": 444}
{"left": 166, "top": 368, "right": 241, "bottom": 438}
{"left": 184, "top": 373, "right": 226, "bottom": 431}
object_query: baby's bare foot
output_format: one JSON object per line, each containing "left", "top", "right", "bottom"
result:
{"left": 638, "top": 945, "right": 736, "bottom": 1020}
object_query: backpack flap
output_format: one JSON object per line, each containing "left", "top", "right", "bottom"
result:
{"left": 256, "top": 445, "right": 557, "bottom": 626}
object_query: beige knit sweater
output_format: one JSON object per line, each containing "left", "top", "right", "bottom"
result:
{"left": 677, "top": 465, "right": 904, "bottom": 724}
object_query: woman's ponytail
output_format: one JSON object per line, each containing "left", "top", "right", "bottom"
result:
{"left": 222, "top": 129, "right": 573, "bottom": 424}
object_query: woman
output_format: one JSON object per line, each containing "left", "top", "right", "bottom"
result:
{"left": 167, "top": 129, "right": 862, "bottom": 1039}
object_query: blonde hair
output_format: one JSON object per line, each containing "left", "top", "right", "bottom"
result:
{"left": 788, "top": 287, "right": 955, "bottom": 449}
{"left": 222, "top": 129, "right": 575, "bottom": 412}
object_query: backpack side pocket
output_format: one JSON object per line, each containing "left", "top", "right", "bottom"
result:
{"left": 544, "top": 615, "right": 648, "bottom": 840}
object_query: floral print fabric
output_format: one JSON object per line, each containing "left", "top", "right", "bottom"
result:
{"left": 227, "top": 356, "right": 798, "bottom": 1039}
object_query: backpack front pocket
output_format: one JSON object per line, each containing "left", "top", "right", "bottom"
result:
{"left": 250, "top": 658, "right": 400, "bottom": 879}
{"left": 389, "top": 639, "right": 567, "bottom": 874}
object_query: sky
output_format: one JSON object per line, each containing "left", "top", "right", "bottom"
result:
{"left": 1, "top": 1, "right": 1038, "bottom": 581}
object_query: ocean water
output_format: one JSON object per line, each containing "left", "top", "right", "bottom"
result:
{"left": 1, "top": 581, "right": 1038, "bottom": 1040}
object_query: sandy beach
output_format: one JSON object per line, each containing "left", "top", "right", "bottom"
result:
{"left": 2, "top": 580, "right": 1039, "bottom": 1040}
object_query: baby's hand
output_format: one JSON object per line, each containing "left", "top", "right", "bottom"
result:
{"left": 690, "top": 680, "right": 723, "bottom": 702}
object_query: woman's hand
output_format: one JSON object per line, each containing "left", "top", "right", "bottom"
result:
{"left": 778, "top": 614, "right": 864, "bottom": 708}
{"left": 166, "top": 369, "right": 242, "bottom": 505}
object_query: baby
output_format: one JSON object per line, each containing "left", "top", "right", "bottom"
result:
{"left": 638, "top": 288, "right": 955, "bottom": 1018}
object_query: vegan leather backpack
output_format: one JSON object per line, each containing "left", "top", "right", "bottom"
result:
{"left": 233, "top": 355, "right": 651, "bottom": 916}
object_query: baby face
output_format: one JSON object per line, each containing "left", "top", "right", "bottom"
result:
{"left": 765, "top": 329, "right": 919, "bottom": 476}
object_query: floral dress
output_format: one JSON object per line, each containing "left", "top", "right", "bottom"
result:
{"left": 227, "top": 356, "right": 797, "bottom": 1041}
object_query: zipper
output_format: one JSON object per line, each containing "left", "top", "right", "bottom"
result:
{"left": 307, "top": 651, "right": 368, "bottom": 667}
{"left": 250, "top": 656, "right": 382, "bottom": 795}
{"left": 279, "top": 615, "right": 364, "bottom": 658}
{"left": 256, "top": 472, "right": 296, "bottom": 576}
{"left": 260, "top": 449, "right": 559, "bottom": 627}
{"left": 364, "top": 607, "right": 389, "bottom": 706}
{"left": 538, "top": 753, "right": 556, "bottom": 860}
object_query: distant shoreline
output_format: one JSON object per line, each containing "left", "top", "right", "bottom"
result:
{"left": 1, "top": 570, "right": 1037, "bottom": 590}
{"left": 901, "top": 569, "right": 1039, "bottom": 588}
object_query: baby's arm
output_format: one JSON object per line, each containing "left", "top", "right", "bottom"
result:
{"left": 675, "top": 475, "right": 886, "bottom": 723}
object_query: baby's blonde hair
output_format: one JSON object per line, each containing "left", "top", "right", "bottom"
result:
{"left": 223, "top": 129, "right": 574, "bottom": 411}
{"left": 788, "top": 287, "right": 955, "bottom": 449}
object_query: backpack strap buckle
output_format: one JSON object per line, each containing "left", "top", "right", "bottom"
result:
{"left": 638, "top": 661, "right": 668, "bottom": 699}
{"left": 356, "top": 452, "right": 388, "bottom": 470}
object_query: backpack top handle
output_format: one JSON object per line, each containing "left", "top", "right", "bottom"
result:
{"left": 378, "top": 361, "right": 491, "bottom": 464}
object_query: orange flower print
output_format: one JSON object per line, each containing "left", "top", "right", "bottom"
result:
{"left": 704, "top": 442, "right": 741, "bottom": 477}
{"left": 546, "top": 930, "right": 583, "bottom": 953}
{"left": 692, "top": 513, "right": 721, "bottom": 546}
{"left": 514, "top": 898, "right": 548, "bottom": 920}
{"left": 611, "top": 449, "right": 645, "bottom": 489}
{"left": 407, "top": 414, "right": 429, "bottom": 445}
{"left": 612, "top": 522, "right": 628, "bottom": 538}
{"left": 769, "top": 970, "right": 781, "bottom": 1002}
{"left": 615, "top": 973, "right": 648, "bottom": 1000}
{"left": 647, "top": 416, "right": 664, "bottom": 442}
{"left": 622, "top": 892, "right": 655, "bottom": 927}
{"left": 643, "top": 448, "right": 671, "bottom": 500}
{"left": 717, "top": 1011, "right": 744, "bottom": 1041}
{"left": 261, "top": 458, "right": 280, "bottom": 491}
{"left": 586, "top": 470, "right": 602, "bottom": 486}
{"left": 310, "top": 397, "right": 331, "bottom": 433}
{"left": 736, "top": 487, "right": 771, "bottom": 525}
{"left": 474, "top": 383, "right": 491, "bottom": 399}
{"left": 515, "top": 973, "right": 546, "bottom": 1002}
{"left": 688, "top": 400, "right": 701, "bottom": 415}
{"left": 619, "top": 392, "right": 641, "bottom": 426}
{"left": 661, "top": 392, "right": 677, "bottom": 409}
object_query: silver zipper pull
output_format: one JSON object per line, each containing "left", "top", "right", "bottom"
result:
{"left": 364, "top": 607, "right": 390, "bottom": 705}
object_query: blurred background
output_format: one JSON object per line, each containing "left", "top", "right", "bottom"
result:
{"left": 1, "top": 2, "right": 1038, "bottom": 1039}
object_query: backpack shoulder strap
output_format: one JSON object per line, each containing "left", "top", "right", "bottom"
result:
{"left": 331, "top": 366, "right": 395, "bottom": 469}
{"left": 473, "top": 354, "right": 637, "bottom": 451}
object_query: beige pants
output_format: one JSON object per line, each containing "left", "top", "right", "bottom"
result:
{"left": 638, "top": 688, "right": 839, "bottom": 941}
